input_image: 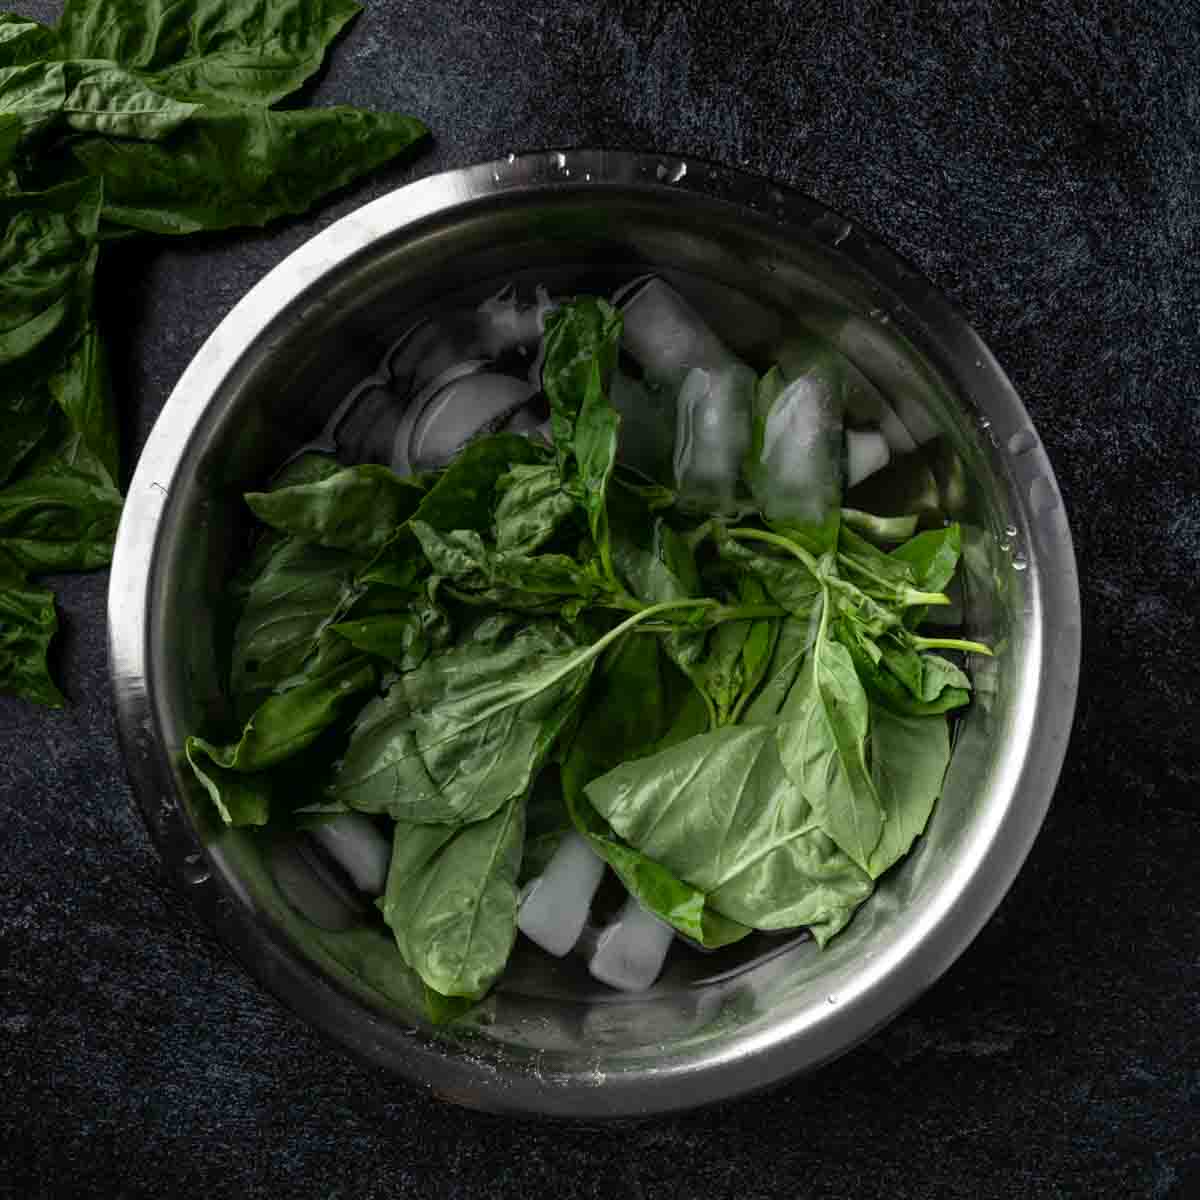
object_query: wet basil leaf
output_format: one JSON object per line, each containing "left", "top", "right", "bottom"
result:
{"left": 381, "top": 796, "right": 524, "bottom": 999}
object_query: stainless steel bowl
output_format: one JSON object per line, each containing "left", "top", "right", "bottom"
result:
{"left": 108, "top": 150, "right": 1080, "bottom": 1118}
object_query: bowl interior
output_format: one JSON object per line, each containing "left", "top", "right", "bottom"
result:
{"left": 114, "top": 154, "right": 1078, "bottom": 1117}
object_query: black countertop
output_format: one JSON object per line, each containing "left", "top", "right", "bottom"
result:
{"left": 3, "top": 2, "right": 1197, "bottom": 1196}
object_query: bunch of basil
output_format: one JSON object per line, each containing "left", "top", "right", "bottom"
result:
{"left": 0, "top": 1, "right": 427, "bottom": 704}
{"left": 186, "top": 296, "right": 990, "bottom": 1012}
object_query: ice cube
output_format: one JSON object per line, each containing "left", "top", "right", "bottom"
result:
{"left": 309, "top": 813, "right": 392, "bottom": 896}
{"left": 517, "top": 832, "right": 607, "bottom": 957}
{"left": 587, "top": 896, "right": 676, "bottom": 992}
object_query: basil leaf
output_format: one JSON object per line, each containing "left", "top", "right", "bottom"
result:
{"left": 585, "top": 725, "right": 873, "bottom": 944}
{"left": 519, "top": 765, "right": 571, "bottom": 885}
{"left": 187, "top": 652, "right": 376, "bottom": 773}
{"left": 915, "top": 651, "right": 971, "bottom": 701}
{"left": 713, "top": 526, "right": 820, "bottom": 619}
{"left": 0, "top": 58, "right": 194, "bottom": 146}
{"left": 0, "top": 14, "right": 60, "bottom": 69}
{"left": 62, "top": 60, "right": 198, "bottom": 139}
{"left": 493, "top": 462, "right": 577, "bottom": 554}
{"left": 328, "top": 608, "right": 440, "bottom": 673}
{"left": 743, "top": 615, "right": 818, "bottom": 725}
{"left": 58, "top": 0, "right": 364, "bottom": 107}
{"left": 230, "top": 537, "right": 364, "bottom": 697}
{"left": 837, "top": 524, "right": 916, "bottom": 590}
{"left": 835, "top": 618, "right": 969, "bottom": 717}
{"left": 559, "top": 638, "right": 750, "bottom": 948}
{"left": 406, "top": 433, "right": 545, "bottom": 534}
{"left": 185, "top": 741, "right": 272, "bottom": 826}
{"left": 541, "top": 296, "right": 622, "bottom": 476}
{"left": 839, "top": 507, "right": 919, "bottom": 544}
{"left": 890, "top": 522, "right": 962, "bottom": 592}
{"left": 0, "top": 547, "right": 62, "bottom": 707}
{"left": 334, "top": 620, "right": 592, "bottom": 824}
{"left": 411, "top": 521, "right": 601, "bottom": 613}
{"left": 0, "top": 178, "right": 100, "bottom": 366}
{"left": 540, "top": 297, "right": 623, "bottom": 581}
{"left": 0, "top": 438, "right": 122, "bottom": 572}
{"left": 0, "top": 61, "right": 66, "bottom": 141}
{"left": 381, "top": 795, "right": 524, "bottom": 999}
{"left": 867, "top": 704, "right": 950, "bottom": 876}
{"left": 585, "top": 830, "right": 752, "bottom": 949}
{"left": 72, "top": 103, "right": 427, "bottom": 235}
{"left": 245, "top": 464, "right": 424, "bottom": 556}
{"left": 776, "top": 627, "right": 885, "bottom": 876}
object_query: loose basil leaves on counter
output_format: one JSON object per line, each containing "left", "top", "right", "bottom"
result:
{"left": 0, "top": 1, "right": 428, "bottom": 705}
{"left": 183, "top": 295, "right": 990, "bottom": 1022}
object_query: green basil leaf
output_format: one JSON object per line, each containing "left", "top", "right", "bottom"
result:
{"left": 559, "top": 639, "right": 750, "bottom": 950}
{"left": 776, "top": 630, "right": 885, "bottom": 876}
{"left": 307, "top": 917, "right": 473, "bottom": 1026}
{"left": 328, "top": 613, "right": 431, "bottom": 671}
{"left": 245, "top": 464, "right": 424, "bottom": 556}
{"left": 839, "top": 507, "right": 919, "bottom": 544}
{"left": 541, "top": 296, "right": 622, "bottom": 477}
{"left": 60, "top": 60, "right": 198, "bottom": 139}
{"left": 0, "top": 14, "right": 60, "bottom": 69}
{"left": 0, "top": 61, "right": 66, "bottom": 141}
{"left": 585, "top": 830, "right": 752, "bottom": 949}
{"left": 837, "top": 524, "right": 916, "bottom": 590}
{"left": 585, "top": 725, "right": 873, "bottom": 944}
{"left": 867, "top": 705, "right": 950, "bottom": 876}
{"left": 742, "top": 615, "right": 817, "bottom": 725}
{"left": 405, "top": 433, "right": 545, "bottom": 534}
{"left": 381, "top": 796, "right": 524, "bottom": 999}
{"left": 834, "top": 618, "right": 969, "bottom": 717}
{"left": 713, "top": 526, "right": 821, "bottom": 619}
{"left": 493, "top": 462, "right": 577, "bottom": 554}
{"left": 519, "top": 765, "right": 571, "bottom": 886}
{"left": 915, "top": 651, "right": 971, "bottom": 701}
{"left": 334, "top": 619, "right": 592, "bottom": 824}
{"left": 58, "top": 0, "right": 363, "bottom": 107}
{"left": 187, "top": 652, "right": 376, "bottom": 774}
{"left": 411, "top": 520, "right": 600, "bottom": 612}
{"left": 72, "top": 103, "right": 427, "bottom": 235}
{"left": 184, "top": 741, "right": 272, "bottom": 826}
{"left": 230, "top": 537, "right": 364, "bottom": 697}
{"left": 0, "top": 439, "right": 122, "bottom": 572}
{"left": 0, "top": 547, "right": 62, "bottom": 706}
{"left": 0, "top": 177, "right": 100, "bottom": 365}
{"left": 890, "top": 522, "right": 962, "bottom": 592}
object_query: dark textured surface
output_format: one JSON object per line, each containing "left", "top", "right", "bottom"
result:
{"left": 3, "top": 1, "right": 1198, "bottom": 1196}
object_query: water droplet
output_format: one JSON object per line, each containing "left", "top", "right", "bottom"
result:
{"left": 1007, "top": 428, "right": 1038, "bottom": 455}
{"left": 826, "top": 994, "right": 838, "bottom": 1005}
{"left": 584, "top": 171, "right": 592, "bottom": 182}
{"left": 1012, "top": 553, "right": 1028, "bottom": 572}
{"left": 667, "top": 161, "right": 688, "bottom": 184}
{"left": 553, "top": 152, "right": 567, "bottom": 170}
{"left": 868, "top": 307, "right": 883, "bottom": 319}
{"left": 182, "top": 854, "right": 210, "bottom": 886}
{"left": 833, "top": 222, "right": 852, "bottom": 246}
{"left": 1005, "top": 524, "right": 1018, "bottom": 538}
{"left": 491, "top": 170, "right": 500, "bottom": 184}
{"left": 655, "top": 162, "right": 667, "bottom": 180}
{"left": 505, "top": 152, "right": 516, "bottom": 165}
{"left": 1029, "top": 475, "right": 1058, "bottom": 514}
